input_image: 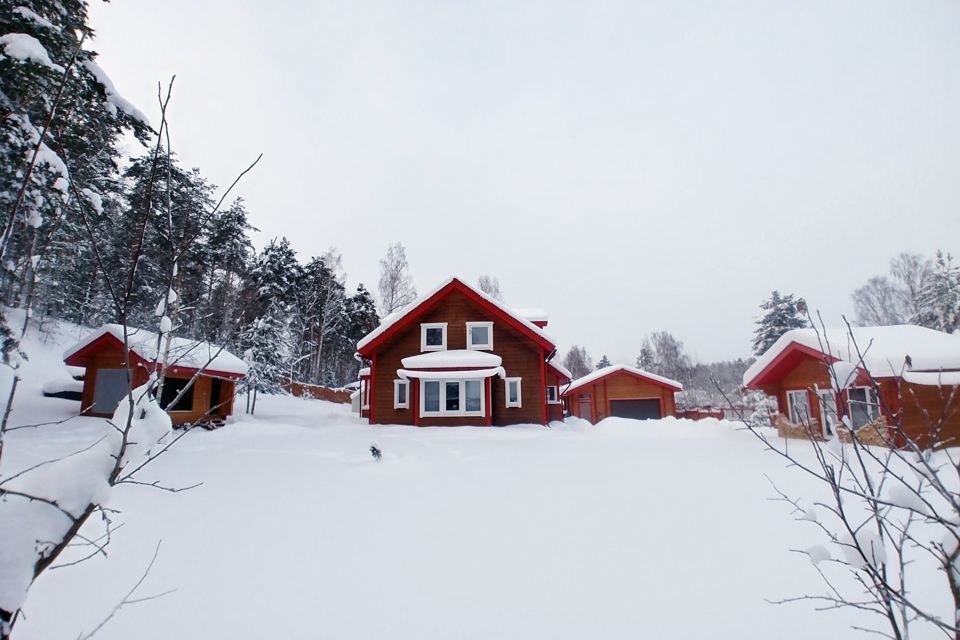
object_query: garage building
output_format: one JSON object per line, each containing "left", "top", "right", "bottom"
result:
{"left": 562, "top": 365, "right": 681, "bottom": 424}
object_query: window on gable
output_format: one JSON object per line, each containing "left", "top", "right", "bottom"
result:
{"left": 505, "top": 377, "right": 522, "bottom": 408}
{"left": 421, "top": 323, "right": 447, "bottom": 352}
{"left": 466, "top": 321, "right": 494, "bottom": 350}
{"left": 394, "top": 380, "right": 409, "bottom": 409}
{"left": 546, "top": 385, "right": 559, "bottom": 404}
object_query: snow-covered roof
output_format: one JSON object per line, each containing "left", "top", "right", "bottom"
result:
{"left": 356, "top": 277, "right": 554, "bottom": 352}
{"left": 401, "top": 350, "right": 503, "bottom": 369}
{"left": 514, "top": 308, "right": 548, "bottom": 323}
{"left": 358, "top": 367, "right": 371, "bottom": 377}
{"left": 547, "top": 360, "right": 572, "bottom": 380}
{"left": 398, "top": 367, "right": 506, "bottom": 381}
{"left": 743, "top": 325, "right": 960, "bottom": 386}
{"left": 64, "top": 324, "right": 248, "bottom": 376}
{"left": 564, "top": 365, "right": 682, "bottom": 395}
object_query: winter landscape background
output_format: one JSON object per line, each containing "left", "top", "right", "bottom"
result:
{"left": 2, "top": 1, "right": 960, "bottom": 639}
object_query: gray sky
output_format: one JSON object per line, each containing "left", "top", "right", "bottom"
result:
{"left": 87, "top": 0, "right": 960, "bottom": 363}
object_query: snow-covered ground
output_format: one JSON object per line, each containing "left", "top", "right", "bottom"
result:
{"left": 1, "top": 319, "right": 944, "bottom": 639}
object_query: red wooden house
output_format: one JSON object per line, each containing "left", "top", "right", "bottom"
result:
{"left": 562, "top": 365, "right": 682, "bottom": 424}
{"left": 63, "top": 324, "right": 248, "bottom": 426}
{"left": 354, "top": 277, "right": 568, "bottom": 427}
{"left": 743, "top": 325, "right": 960, "bottom": 448}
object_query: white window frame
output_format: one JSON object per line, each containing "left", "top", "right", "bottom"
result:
{"left": 420, "top": 323, "right": 448, "bottom": 352}
{"left": 847, "top": 386, "right": 880, "bottom": 429}
{"left": 419, "top": 379, "right": 485, "bottom": 418}
{"left": 505, "top": 377, "right": 522, "bottom": 408}
{"left": 817, "top": 389, "right": 837, "bottom": 437}
{"left": 361, "top": 380, "right": 370, "bottom": 410}
{"left": 786, "top": 389, "right": 810, "bottom": 424}
{"left": 394, "top": 379, "right": 409, "bottom": 409}
{"left": 546, "top": 385, "right": 560, "bottom": 404}
{"left": 466, "top": 321, "right": 494, "bottom": 350}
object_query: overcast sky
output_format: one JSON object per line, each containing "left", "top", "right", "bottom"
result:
{"left": 87, "top": 0, "right": 960, "bottom": 363}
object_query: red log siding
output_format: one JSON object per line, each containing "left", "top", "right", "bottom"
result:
{"left": 370, "top": 288, "right": 546, "bottom": 426}
{"left": 897, "top": 380, "right": 960, "bottom": 448}
{"left": 755, "top": 352, "right": 960, "bottom": 448}
{"left": 78, "top": 341, "right": 236, "bottom": 426}
{"left": 565, "top": 373, "right": 677, "bottom": 424}
{"left": 545, "top": 369, "right": 566, "bottom": 422}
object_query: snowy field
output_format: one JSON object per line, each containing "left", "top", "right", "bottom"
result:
{"left": 2, "top": 321, "right": 943, "bottom": 639}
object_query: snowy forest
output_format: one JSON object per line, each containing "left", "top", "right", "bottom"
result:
{"left": 0, "top": 1, "right": 382, "bottom": 399}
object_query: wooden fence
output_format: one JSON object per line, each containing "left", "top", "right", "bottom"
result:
{"left": 676, "top": 408, "right": 726, "bottom": 421}
{"left": 281, "top": 378, "right": 352, "bottom": 404}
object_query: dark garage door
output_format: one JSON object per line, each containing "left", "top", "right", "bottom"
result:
{"left": 610, "top": 399, "right": 661, "bottom": 420}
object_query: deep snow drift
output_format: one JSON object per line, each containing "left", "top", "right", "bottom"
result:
{"left": 1, "top": 319, "right": 948, "bottom": 639}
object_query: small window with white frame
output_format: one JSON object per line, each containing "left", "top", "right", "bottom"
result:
{"left": 420, "top": 323, "right": 447, "bottom": 352}
{"left": 361, "top": 380, "right": 370, "bottom": 410}
{"left": 546, "top": 385, "right": 560, "bottom": 404}
{"left": 505, "top": 377, "right": 522, "bottom": 408}
{"left": 394, "top": 379, "right": 409, "bottom": 409}
{"left": 786, "top": 389, "right": 810, "bottom": 425}
{"left": 847, "top": 386, "right": 880, "bottom": 429}
{"left": 466, "top": 321, "right": 494, "bottom": 350}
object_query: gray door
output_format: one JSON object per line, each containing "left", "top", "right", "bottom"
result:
{"left": 93, "top": 368, "right": 130, "bottom": 414}
{"left": 610, "top": 399, "right": 661, "bottom": 420}
{"left": 578, "top": 397, "right": 592, "bottom": 421}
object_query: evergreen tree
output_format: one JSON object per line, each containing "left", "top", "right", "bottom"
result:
{"left": 596, "top": 354, "right": 611, "bottom": 369}
{"left": 636, "top": 341, "right": 655, "bottom": 371}
{"left": 199, "top": 198, "right": 255, "bottom": 341}
{"left": 237, "top": 238, "right": 299, "bottom": 401}
{"left": 752, "top": 290, "right": 807, "bottom": 356}
{"left": 0, "top": 0, "right": 150, "bottom": 311}
{"left": 913, "top": 251, "right": 960, "bottom": 334}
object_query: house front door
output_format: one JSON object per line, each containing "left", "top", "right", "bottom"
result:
{"left": 579, "top": 397, "right": 592, "bottom": 422}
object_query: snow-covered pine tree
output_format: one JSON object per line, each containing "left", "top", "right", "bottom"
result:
{"left": 0, "top": 0, "right": 149, "bottom": 342}
{"left": 596, "top": 354, "right": 611, "bottom": 369}
{"left": 912, "top": 251, "right": 960, "bottom": 334}
{"left": 197, "top": 198, "right": 255, "bottom": 342}
{"left": 752, "top": 290, "right": 807, "bottom": 356}
{"left": 636, "top": 339, "right": 655, "bottom": 371}
{"left": 237, "top": 238, "right": 299, "bottom": 407}
{"left": 289, "top": 255, "right": 347, "bottom": 384}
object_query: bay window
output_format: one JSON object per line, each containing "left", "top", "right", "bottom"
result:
{"left": 421, "top": 379, "right": 485, "bottom": 417}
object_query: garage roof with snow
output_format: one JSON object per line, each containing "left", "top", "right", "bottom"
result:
{"left": 563, "top": 365, "right": 682, "bottom": 395}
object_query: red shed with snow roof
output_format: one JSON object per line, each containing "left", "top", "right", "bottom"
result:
{"left": 743, "top": 325, "right": 960, "bottom": 448}
{"left": 562, "top": 365, "right": 682, "bottom": 424}
{"left": 63, "top": 324, "right": 247, "bottom": 426}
